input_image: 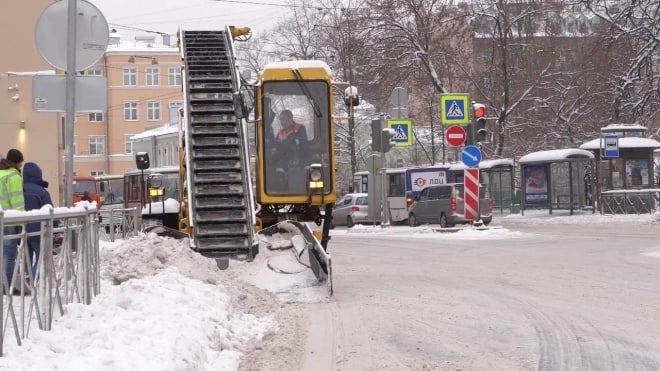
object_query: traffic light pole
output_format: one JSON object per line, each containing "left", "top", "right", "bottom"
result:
{"left": 380, "top": 115, "right": 390, "bottom": 227}
{"left": 469, "top": 102, "right": 477, "bottom": 146}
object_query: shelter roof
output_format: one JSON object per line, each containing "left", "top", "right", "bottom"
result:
{"left": 580, "top": 137, "right": 660, "bottom": 150}
{"left": 519, "top": 148, "right": 594, "bottom": 165}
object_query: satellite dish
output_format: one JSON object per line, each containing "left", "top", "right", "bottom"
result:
{"left": 35, "top": 0, "right": 109, "bottom": 71}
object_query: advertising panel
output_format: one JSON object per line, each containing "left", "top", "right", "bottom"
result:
{"left": 408, "top": 169, "right": 447, "bottom": 193}
{"left": 524, "top": 165, "right": 548, "bottom": 205}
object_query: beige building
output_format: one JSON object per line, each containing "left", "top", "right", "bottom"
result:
{"left": 0, "top": 0, "right": 62, "bottom": 205}
{"left": 72, "top": 30, "right": 182, "bottom": 176}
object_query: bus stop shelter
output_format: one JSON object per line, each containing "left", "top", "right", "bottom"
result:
{"left": 518, "top": 149, "right": 595, "bottom": 215}
{"left": 580, "top": 136, "right": 660, "bottom": 214}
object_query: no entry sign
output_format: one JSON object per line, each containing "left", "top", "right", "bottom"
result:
{"left": 445, "top": 125, "right": 466, "bottom": 147}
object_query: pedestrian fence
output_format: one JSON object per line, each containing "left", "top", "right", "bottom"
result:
{"left": 0, "top": 206, "right": 139, "bottom": 356}
{"left": 97, "top": 207, "right": 141, "bottom": 242}
{"left": 600, "top": 189, "right": 660, "bottom": 215}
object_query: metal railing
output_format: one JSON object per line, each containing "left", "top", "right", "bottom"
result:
{"left": 1, "top": 207, "right": 100, "bottom": 356}
{"left": 98, "top": 207, "right": 140, "bottom": 242}
{"left": 600, "top": 190, "right": 660, "bottom": 215}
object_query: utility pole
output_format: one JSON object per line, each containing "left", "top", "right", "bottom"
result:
{"left": 64, "top": 0, "right": 77, "bottom": 206}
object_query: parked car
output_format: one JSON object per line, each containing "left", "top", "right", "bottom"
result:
{"left": 408, "top": 183, "right": 492, "bottom": 227}
{"left": 331, "top": 193, "right": 369, "bottom": 228}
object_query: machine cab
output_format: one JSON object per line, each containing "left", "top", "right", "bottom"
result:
{"left": 255, "top": 60, "right": 336, "bottom": 206}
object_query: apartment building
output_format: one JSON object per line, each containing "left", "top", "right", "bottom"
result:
{"left": 0, "top": 0, "right": 62, "bottom": 205}
{"left": 72, "top": 30, "right": 182, "bottom": 176}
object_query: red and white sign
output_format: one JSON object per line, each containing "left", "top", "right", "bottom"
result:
{"left": 463, "top": 168, "right": 480, "bottom": 221}
{"left": 445, "top": 125, "right": 466, "bottom": 147}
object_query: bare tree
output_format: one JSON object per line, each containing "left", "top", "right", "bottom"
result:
{"left": 582, "top": 0, "right": 660, "bottom": 131}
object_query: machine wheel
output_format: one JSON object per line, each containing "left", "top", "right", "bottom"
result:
{"left": 346, "top": 216, "right": 354, "bottom": 228}
{"left": 408, "top": 214, "right": 418, "bottom": 227}
{"left": 439, "top": 214, "right": 448, "bottom": 228}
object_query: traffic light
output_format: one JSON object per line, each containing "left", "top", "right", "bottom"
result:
{"left": 381, "top": 128, "right": 396, "bottom": 153}
{"left": 371, "top": 119, "right": 382, "bottom": 152}
{"left": 473, "top": 103, "right": 487, "bottom": 143}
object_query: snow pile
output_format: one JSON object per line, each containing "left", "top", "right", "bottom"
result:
{"left": 501, "top": 210, "right": 658, "bottom": 225}
{"left": 0, "top": 234, "right": 280, "bottom": 371}
{"left": 141, "top": 198, "right": 180, "bottom": 215}
{"left": 2, "top": 268, "right": 274, "bottom": 371}
{"left": 100, "top": 233, "right": 220, "bottom": 285}
{"left": 342, "top": 224, "right": 528, "bottom": 240}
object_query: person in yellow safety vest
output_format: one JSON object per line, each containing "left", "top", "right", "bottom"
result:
{"left": 0, "top": 149, "right": 25, "bottom": 293}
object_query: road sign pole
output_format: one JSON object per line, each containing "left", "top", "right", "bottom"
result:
{"left": 64, "top": 0, "right": 77, "bottom": 207}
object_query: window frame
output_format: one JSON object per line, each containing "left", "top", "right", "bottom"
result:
{"left": 88, "top": 112, "right": 104, "bottom": 122}
{"left": 88, "top": 135, "right": 106, "bottom": 156}
{"left": 147, "top": 101, "right": 161, "bottom": 121}
{"left": 168, "top": 67, "right": 181, "bottom": 86}
{"left": 146, "top": 67, "right": 160, "bottom": 86}
{"left": 123, "top": 67, "right": 137, "bottom": 86}
{"left": 124, "top": 102, "right": 138, "bottom": 121}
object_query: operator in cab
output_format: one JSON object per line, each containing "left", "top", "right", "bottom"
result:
{"left": 269, "top": 109, "right": 310, "bottom": 193}
{"left": 271, "top": 109, "right": 309, "bottom": 165}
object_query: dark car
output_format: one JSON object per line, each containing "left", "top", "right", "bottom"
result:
{"left": 408, "top": 183, "right": 492, "bottom": 227}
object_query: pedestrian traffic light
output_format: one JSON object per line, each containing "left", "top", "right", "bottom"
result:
{"left": 371, "top": 119, "right": 382, "bottom": 152}
{"left": 381, "top": 128, "right": 396, "bottom": 153}
{"left": 472, "top": 103, "right": 487, "bottom": 143}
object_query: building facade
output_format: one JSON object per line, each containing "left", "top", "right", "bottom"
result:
{"left": 71, "top": 31, "right": 182, "bottom": 176}
{"left": 0, "top": 0, "right": 62, "bottom": 205}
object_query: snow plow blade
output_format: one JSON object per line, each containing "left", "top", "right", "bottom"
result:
{"left": 143, "top": 225, "right": 190, "bottom": 240}
{"left": 276, "top": 220, "right": 333, "bottom": 295}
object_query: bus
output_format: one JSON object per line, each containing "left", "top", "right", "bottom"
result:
{"left": 352, "top": 165, "right": 452, "bottom": 224}
{"left": 96, "top": 174, "right": 124, "bottom": 206}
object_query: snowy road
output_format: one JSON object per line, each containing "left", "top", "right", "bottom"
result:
{"left": 300, "top": 222, "right": 660, "bottom": 370}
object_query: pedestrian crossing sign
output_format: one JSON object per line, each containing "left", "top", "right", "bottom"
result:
{"left": 386, "top": 119, "right": 413, "bottom": 147}
{"left": 440, "top": 94, "right": 470, "bottom": 126}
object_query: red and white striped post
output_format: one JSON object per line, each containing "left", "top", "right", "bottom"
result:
{"left": 463, "top": 168, "right": 480, "bottom": 221}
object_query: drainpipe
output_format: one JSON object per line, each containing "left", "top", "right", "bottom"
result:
{"left": 104, "top": 54, "right": 111, "bottom": 174}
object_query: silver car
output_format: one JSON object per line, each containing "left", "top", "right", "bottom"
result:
{"left": 331, "top": 193, "right": 369, "bottom": 228}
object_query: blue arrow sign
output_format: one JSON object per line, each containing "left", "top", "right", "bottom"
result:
{"left": 461, "top": 145, "right": 482, "bottom": 167}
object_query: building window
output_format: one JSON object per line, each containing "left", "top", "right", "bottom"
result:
{"left": 124, "top": 135, "right": 135, "bottom": 154}
{"left": 123, "top": 68, "right": 137, "bottom": 86}
{"left": 74, "top": 135, "right": 78, "bottom": 155}
{"left": 146, "top": 67, "right": 160, "bottom": 86}
{"left": 87, "top": 69, "right": 103, "bottom": 76}
{"left": 91, "top": 170, "right": 105, "bottom": 176}
{"left": 147, "top": 101, "right": 161, "bottom": 121}
{"left": 88, "top": 112, "right": 104, "bottom": 122}
{"left": 89, "top": 136, "right": 106, "bottom": 155}
{"left": 124, "top": 102, "right": 138, "bottom": 121}
{"left": 169, "top": 101, "right": 183, "bottom": 125}
{"left": 168, "top": 68, "right": 181, "bottom": 86}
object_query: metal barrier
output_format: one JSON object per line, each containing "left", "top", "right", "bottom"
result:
{"left": 601, "top": 190, "right": 660, "bottom": 215}
{"left": 0, "top": 207, "right": 100, "bottom": 356}
{"left": 98, "top": 207, "right": 140, "bottom": 242}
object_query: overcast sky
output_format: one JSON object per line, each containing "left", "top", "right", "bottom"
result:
{"left": 89, "top": 0, "right": 291, "bottom": 41}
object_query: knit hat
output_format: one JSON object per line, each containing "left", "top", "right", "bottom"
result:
{"left": 6, "top": 149, "right": 24, "bottom": 164}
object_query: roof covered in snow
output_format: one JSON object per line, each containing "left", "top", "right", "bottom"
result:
{"left": 519, "top": 148, "right": 594, "bottom": 165}
{"left": 449, "top": 158, "right": 515, "bottom": 171}
{"left": 131, "top": 125, "right": 178, "bottom": 140}
{"left": 580, "top": 137, "right": 660, "bottom": 150}
{"left": 261, "top": 60, "right": 332, "bottom": 75}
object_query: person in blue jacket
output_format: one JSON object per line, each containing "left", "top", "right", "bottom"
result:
{"left": 23, "top": 162, "right": 55, "bottom": 278}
